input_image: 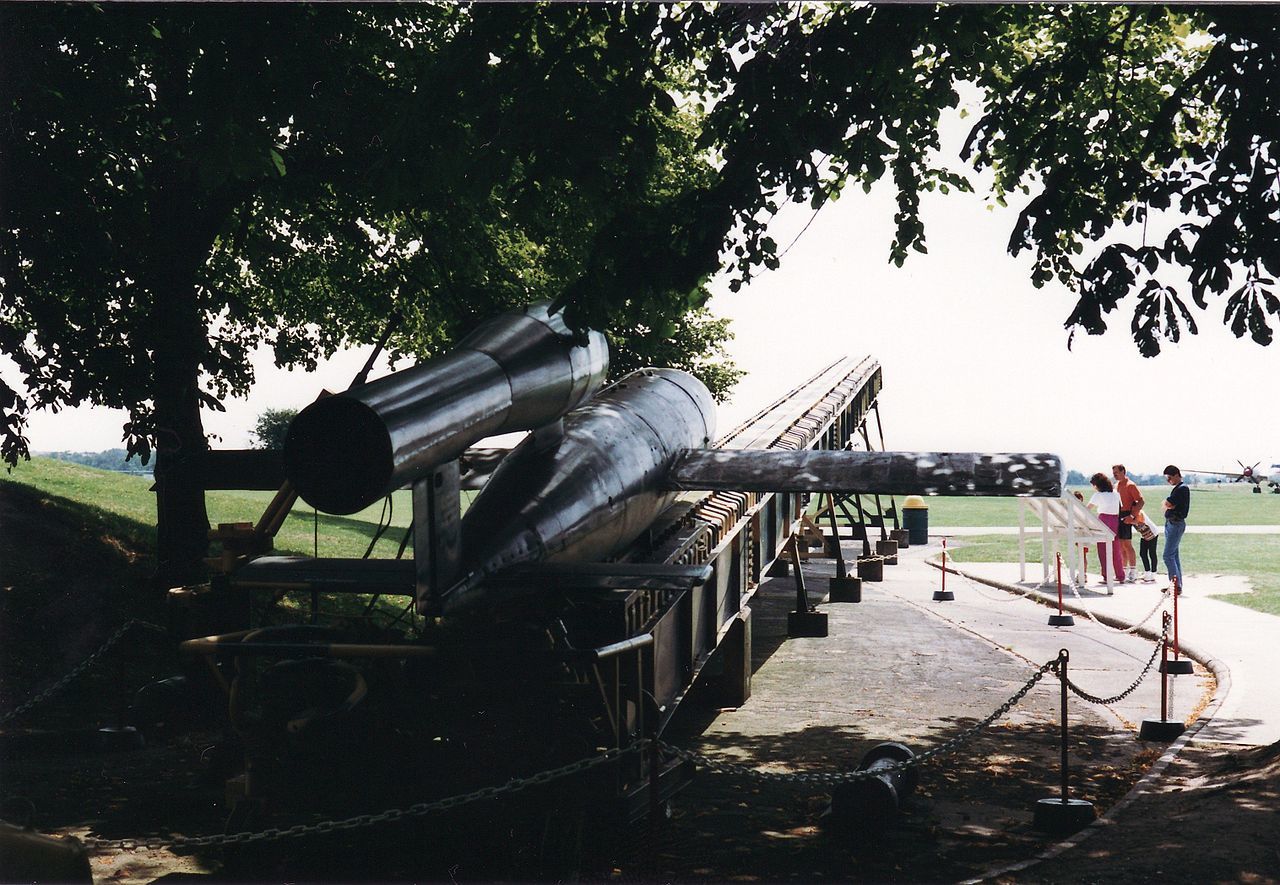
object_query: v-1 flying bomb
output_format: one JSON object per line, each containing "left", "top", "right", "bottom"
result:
{"left": 282, "top": 302, "right": 1063, "bottom": 615}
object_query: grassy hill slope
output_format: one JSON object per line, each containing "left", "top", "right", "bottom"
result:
{"left": 3, "top": 456, "right": 415, "bottom": 560}
{"left": 0, "top": 457, "right": 417, "bottom": 704}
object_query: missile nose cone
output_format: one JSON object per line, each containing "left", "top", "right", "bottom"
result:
{"left": 284, "top": 397, "right": 394, "bottom": 515}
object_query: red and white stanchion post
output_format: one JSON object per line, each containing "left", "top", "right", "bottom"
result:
{"left": 1163, "top": 575, "right": 1193, "bottom": 675}
{"left": 933, "top": 537, "right": 954, "bottom": 601}
{"left": 1048, "top": 552, "right": 1075, "bottom": 627}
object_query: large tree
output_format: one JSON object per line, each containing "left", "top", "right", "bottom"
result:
{"left": 4, "top": 4, "right": 1276, "bottom": 584}
{"left": 573, "top": 4, "right": 1280, "bottom": 356}
{"left": 0, "top": 4, "right": 734, "bottom": 584}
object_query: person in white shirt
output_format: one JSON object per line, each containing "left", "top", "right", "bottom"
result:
{"left": 1088, "top": 472, "right": 1125, "bottom": 585}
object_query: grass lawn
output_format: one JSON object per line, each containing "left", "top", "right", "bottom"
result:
{"left": 6, "top": 458, "right": 1275, "bottom": 617}
{"left": 812, "top": 483, "right": 1280, "bottom": 528}
{"left": 919, "top": 483, "right": 1280, "bottom": 527}
{"left": 0, "top": 457, "right": 454, "bottom": 645}
{"left": 945, "top": 533, "right": 1280, "bottom": 617}
{"left": 1, "top": 456, "right": 428, "bottom": 559}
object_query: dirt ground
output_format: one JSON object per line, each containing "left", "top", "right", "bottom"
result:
{"left": 7, "top": 697, "right": 1279, "bottom": 883}
{"left": 1016, "top": 740, "right": 1280, "bottom": 885}
{"left": 4, "top": 481, "right": 1280, "bottom": 883}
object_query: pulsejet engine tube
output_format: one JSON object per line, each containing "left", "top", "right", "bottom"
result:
{"left": 284, "top": 303, "right": 609, "bottom": 514}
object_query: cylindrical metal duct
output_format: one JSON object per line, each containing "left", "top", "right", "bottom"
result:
{"left": 284, "top": 303, "right": 608, "bottom": 514}
{"left": 827, "top": 742, "right": 918, "bottom": 830}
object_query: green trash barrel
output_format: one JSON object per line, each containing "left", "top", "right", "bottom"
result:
{"left": 902, "top": 495, "right": 929, "bottom": 546}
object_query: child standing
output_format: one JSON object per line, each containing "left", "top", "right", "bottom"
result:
{"left": 1129, "top": 508, "right": 1160, "bottom": 583}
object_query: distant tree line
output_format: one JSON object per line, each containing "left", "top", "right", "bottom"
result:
{"left": 1067, "top": 469, "right": 1205, "bottom": 486}
{"left": 43, "top": 448, "right": 153, "bottom": 475}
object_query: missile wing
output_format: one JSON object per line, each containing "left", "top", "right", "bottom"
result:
{"left": 665, "top": 449, "right": 1063, "bottom": 497}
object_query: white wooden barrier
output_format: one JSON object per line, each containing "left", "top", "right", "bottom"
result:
{"left": 1018, "top": 494, "right": 1117, "bottom": 593}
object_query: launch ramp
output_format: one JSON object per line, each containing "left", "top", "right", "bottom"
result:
{"left": 620, "top": 357, "right": 885, "bottom": 722}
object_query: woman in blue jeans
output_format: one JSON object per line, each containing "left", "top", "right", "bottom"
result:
{"left": 1162, "top": 464, "right": 1190, "bottom": 593}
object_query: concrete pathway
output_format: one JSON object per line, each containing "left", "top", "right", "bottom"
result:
{"left": 860, "top": 541, "right": 1206, "bottom": 735}
{"left": 937, "top": 552, "right": 1280, "bottom": 747}
{"left": 684, "top": 536, "right": 1209, "bottom": 757}
{"left": 933, "top": 524, "right": 1280, "bottom": 535}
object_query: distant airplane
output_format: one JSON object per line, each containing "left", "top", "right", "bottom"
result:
{"left": 1185, "top": 460, "right": 1280, "bottom": 493}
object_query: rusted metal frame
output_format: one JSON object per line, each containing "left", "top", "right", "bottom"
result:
{"left": 870, "top": 402, "right": 901, "bottom": 530}
{"left": 715, "top": 357, "right": 862, "bottom": 449}
{"left": 658, "top": 520, "right": 717, "bottom": 567}
{"left": 705, "top": 524, "right": 744, "bottom": 628}
{"left": 787, "top": 535, "right": 812, "bottom": 614}
{"left": 695, "top": 508, "right": 758, "bottom": 615}
{"left": 181, "top": 634, "right": 437, "bottom": 658}
{"left": 712, "top": 532, "right": 749, "bottom": 627}
{"left": 857, "top": 421, "right": 890, "bottom": 541}
{"left": 731, "top": 358, "right": 879, "bottom": 452}
{"left": 589, "top": 660, "right": 619, "bottom": 746}
{"left": 849, "top": 494, "right": 874, "bottom": 557}
{"left": 615, "top": 357, "right": 884, "bottom": 732}
{"left": 822, "top": 496, "right": 849, "bottom": 578}
{"left": 674, "top": 361, "right": 880, "bottom": 575}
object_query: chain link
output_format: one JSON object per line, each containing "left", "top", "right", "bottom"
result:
{"left": 81, "top": 743, "right": 641, "bottom": 852}
{"left": 0, "top": 620, "right": 168, "bottom": 726}
{"left": 1067, "top": 580, "right": 1170, "bottom": 634}
{"left": 660, "top": 658, "right": 1057, "bottom": 785}
{"left": 25, "top": 608, "right": 1170, "bottom": 853}
{"left": 1065, "top": 625, "right": 1167, "bottom": 706}
{"left": 936, "top": 559, "right": 1046, "bottom": 603}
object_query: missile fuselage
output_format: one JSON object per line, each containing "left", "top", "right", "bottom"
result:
{"left": 285, "top": 304, "right": 608, "bottom": 514}
{"left": 443, "top": 368, "right": 716, "bottom": 612}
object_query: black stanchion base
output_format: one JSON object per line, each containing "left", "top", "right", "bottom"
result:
{"left": 829, "top": 576, "right": 862, "bottom": 603}
{"left": 1160, "top": 659, "right": 1195, "bottom": 675}
{"left": 1048, "top": 613, "right": 1076, "bottom": 627}
{"left": 1033, "top": 797, "right": 1095, "bottom": 834}
{"left": 856, "top": 556, "right": 884, "bottom": 582}
{"left": 788, "top": 609, "right": 829, "bottom": 638}
{"left": 96, "top": 725, "right": 145, "bottom": 752}
{"left": 932, "top": 590, "right": 955, "bottom": 602}
{"left": 766, "top": 559, "right": 790, "bottom": 578}
{"left": 1138, "top": 718, "right": 1187, "bottom": 742}
{"left": 891, "top": 528, "right": 911, "bottom": 549}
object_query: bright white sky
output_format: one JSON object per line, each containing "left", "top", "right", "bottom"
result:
{"left": 8, "top": 108, "right": 1278, "bottom": 478}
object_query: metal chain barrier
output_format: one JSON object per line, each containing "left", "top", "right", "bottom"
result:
{"left": 659, "top": 658, "right": 1058, "bottom": 785}
{"left": 935, "top": 558, "right": 1048, "bottom": 603}
{"left": 0, "top": 620, "right": 168, "bottom": 726}
{"left": 941, "top": 558, "right": 1170, "bottom": 637}
{"left": 10, "top": 613, "right": 1174, "bottom": 853}
{"left": 1064, "top": 624, "right": 1167, "bottom": 706}
{"left": 1067, "top": 580, "right": 1170, "bottom": 634}
{"left": 81, "top": 743, "right": 642, "bottom": 852}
